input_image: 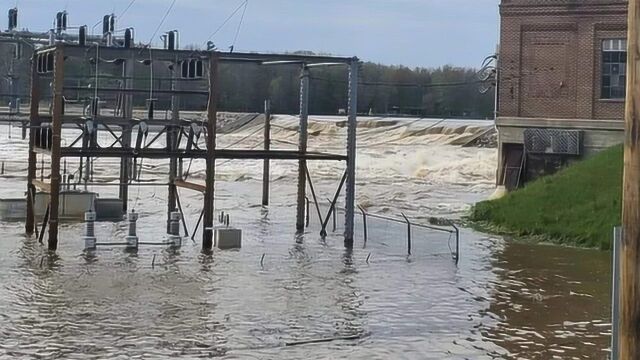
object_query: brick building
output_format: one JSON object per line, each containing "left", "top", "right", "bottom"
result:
{"left": 497, "top": 0, "right": 627, "bottom": 188}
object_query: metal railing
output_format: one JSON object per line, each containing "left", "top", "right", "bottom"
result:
{"left": 305, "top": 197, "right": 460, "bottom": 264}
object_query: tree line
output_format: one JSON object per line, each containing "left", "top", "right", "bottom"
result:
{"left": 214, "top": 57, "right": 495, "bottom": 118}
{"left": 0, "top": 46, "right": 495, "bottom": 119}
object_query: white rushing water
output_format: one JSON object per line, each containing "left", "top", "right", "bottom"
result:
{"left": 0, "top": 115, "right": 497, "bottom": 217}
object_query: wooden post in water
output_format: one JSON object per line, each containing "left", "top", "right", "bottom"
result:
{"left": 622, "top": 1, "right": 640, "bottom": 357}
{"left": 167, "top": 59, "right": 180, "bottom": 233}
{"left": 203, "top": 53, "right": 219, "bottom": 251}
{"left": 262, "top": 99, "right": 271, "bottom": 206}
{"left": 48, "top": 46, "right": 65, "bottom": 251}
{"left": 119, "top": 54, "right": 135, "bottom": 213}
{"left": 26, "top": 52, "right": 40, "bottom": 235}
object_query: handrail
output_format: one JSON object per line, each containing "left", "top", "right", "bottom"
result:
{"left": 308, "top": 198, "right": 460, "bottom": 263}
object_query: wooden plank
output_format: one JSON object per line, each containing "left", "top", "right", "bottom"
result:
{"left": 174, "top": 180, "right": 205, "bottom": 193}
{"left": 621, "top": 0, "right": 640, "bottom": 358}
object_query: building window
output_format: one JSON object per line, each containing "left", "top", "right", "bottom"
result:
{"left": 602, "top": 39, "right": 627, "bottom": 100}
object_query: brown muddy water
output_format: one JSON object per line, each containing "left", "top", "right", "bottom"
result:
{"left": 0, "top": 118, "right": 613, "bottom": 359}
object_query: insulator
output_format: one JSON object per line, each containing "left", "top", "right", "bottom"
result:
{"left": 79, "top": 25, "right": 87, "bottom": 46}
{"left": 124, "top": 28, "right": 134, "bottom": 49}
{"left": 8, "top": 8, "right": 18, "bottom": 31}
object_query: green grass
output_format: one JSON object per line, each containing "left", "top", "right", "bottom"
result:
{"left": 469, "top": 145, "right": 623, "bottom": 249}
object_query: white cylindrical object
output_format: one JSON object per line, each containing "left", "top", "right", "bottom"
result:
{"left": 83, "top": 211, "right": 97, "bottom": 250}
{"left": 169, "top": 212, "right": 181, "bottom": 236}
{"left": 126, "top": 211, "right": 139, "bottom": 250}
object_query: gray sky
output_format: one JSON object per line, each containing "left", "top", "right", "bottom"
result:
{"left": 6, "top": 0, "right": 500, "bottom": 68}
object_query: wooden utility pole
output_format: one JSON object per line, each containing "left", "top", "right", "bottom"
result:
{"left": 203, "top": 53, "right": 219, "bottom": 251}
{"left": 48, "top": 46, "right": 65, "bottom": 251}
{"left": 621, "top": 0, "right": 640, "bottom": 358}
{"left": 26, "top": 53, "right": 40, "bottom": 235}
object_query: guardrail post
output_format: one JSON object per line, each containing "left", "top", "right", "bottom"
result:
{"left": 305, "top": 196, "right": 310, "bottom": 227}
{"left": 402, "top": 213, "right": 411, "bottom": 256}
{"left": 449, "top": 220, "right": 460, "bottom": 265}
{"left": 359, "top": 205, "right": 368, "bottom": 246}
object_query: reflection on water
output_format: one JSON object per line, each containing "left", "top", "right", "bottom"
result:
{"left": 485, "top": 241, "right": 611, "bottom": 359}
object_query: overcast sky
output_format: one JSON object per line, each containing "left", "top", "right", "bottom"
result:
{"left": 5, "top": 0, "right": 500, "bottom": 68}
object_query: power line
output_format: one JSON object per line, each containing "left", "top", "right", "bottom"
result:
{"left": 148, "top": 0, "right": 177, "bottom": 45}
{"left": 204, "top": 0, "right": 248, "bottom": 44}
{"left": 118, "top": 0, "right": 138, "bottom": 20}
{"left": 231, "top": 0, "right": 249, "bottom": 50}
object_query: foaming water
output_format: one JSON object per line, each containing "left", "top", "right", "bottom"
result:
{"left": 0, "top": 118, "right": 612, "bottom": 359}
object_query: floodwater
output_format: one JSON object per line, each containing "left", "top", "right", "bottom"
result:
{"left": 0, "top": 117, "right": 613, "bottom": 359}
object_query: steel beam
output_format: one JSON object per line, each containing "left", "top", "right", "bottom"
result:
{"left": 344, "top": 59, "right": 359, "bottom": 247}
{"left": 296, "top": 66, "right": 310, "bottom": 231}
{"left": 262, "top": 100, "right": 271, "bottom": 206}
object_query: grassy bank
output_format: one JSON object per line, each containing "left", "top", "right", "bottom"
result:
{"left": 469, "top": 145, "right": 623, "bottom": 249}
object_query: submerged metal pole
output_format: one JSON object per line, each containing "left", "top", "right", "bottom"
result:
{"left": 305, "top": 196, "right": 310, "bottom": 228}
{"left": 402, "top": 213, "right": 411, "bottom": 256}
{"left": 320, "top": 171, "right": 347, "bottom": 237}
{"left": 359, "top": 205, "right": 368, "bottom": 245}
{"left": 344, "top": 59, "right": 359, "bottom": 248}
{"left": 262, "top": 99, "right": 271, "bottom": 206}
{"left": 296, "top": 66, "right": 310, "bottom": 231}
{"left": 613, "top": 226, "right": 622, "bottom": 360}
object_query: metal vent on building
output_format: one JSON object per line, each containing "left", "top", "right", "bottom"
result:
{"left": 523, "top": 129, "right": 583, "bottom": 156}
